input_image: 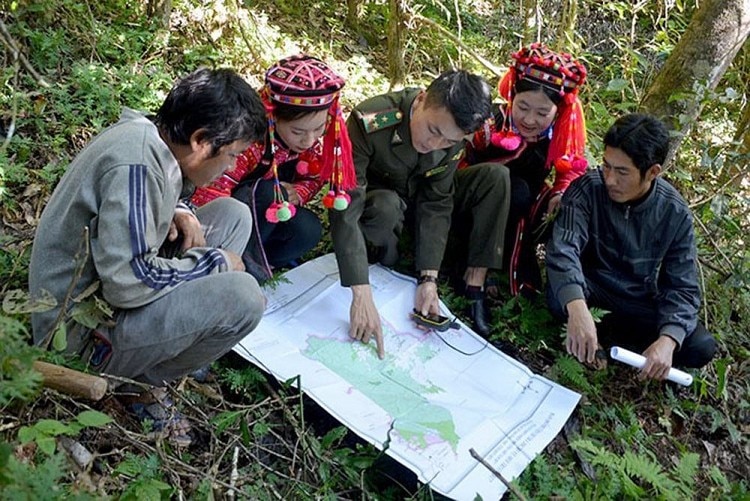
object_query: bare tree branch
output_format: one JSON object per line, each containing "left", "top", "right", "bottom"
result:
{"left": 0, "top": 18, "right": 50, "bottom": 88}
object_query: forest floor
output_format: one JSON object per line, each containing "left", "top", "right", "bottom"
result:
{"left": 1, "top": 1, "right": 749, "bottom": 499}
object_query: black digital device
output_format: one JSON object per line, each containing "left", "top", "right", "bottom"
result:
{"left": 410, "top": 309, "right": 453, "bottom": 332}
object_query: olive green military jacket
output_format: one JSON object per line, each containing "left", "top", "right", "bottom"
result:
{"left": 330, "top": 88, "right": 465, "bottom": 286}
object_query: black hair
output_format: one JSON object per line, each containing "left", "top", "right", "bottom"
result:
{"left": 514, "top": 78, "right": 563, "bottom": 105}
{"left": 603, "top": 113, "right": 669, "bottom": 176}
{"left": 424, "top": 70, "right": 492, "bottom": 133}
{"left": 155, "top": 68, "right": 267, "bottom": 156}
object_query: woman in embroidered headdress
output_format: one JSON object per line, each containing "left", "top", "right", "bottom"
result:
{"left": 462, "top": 43, "right": 588, "bottom": 298}
{"left": 191, "top": 54, "right": 355, "bottom": 281}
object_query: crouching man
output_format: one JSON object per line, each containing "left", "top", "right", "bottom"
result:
{"left": 546, "top": 113, "right": 716, "bottom": 380}
{"left": 29, "top": 68, "right": 268, "bottom": 442}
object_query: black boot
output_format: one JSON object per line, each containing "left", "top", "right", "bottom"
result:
{"left": 465, "top": 286, "right": 491, "bottom": 337}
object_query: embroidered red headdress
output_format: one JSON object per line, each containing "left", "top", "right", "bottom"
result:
{"left": 262, "top": 54, "right": 355, "bottom": 223}
{"left": 495, "top": 43, "right": 588, "bottom": 179}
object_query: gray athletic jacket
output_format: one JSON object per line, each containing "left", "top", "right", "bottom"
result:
{"left": 29, "top": 109, "right": 232, "bottom": 344}
{"left": 546, "top": 169, "right": 700, "bottom": 346}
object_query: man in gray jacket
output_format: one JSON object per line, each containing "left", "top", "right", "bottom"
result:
{"left": 29, "top": 69, "right": 267, "bottom": 427}
{"left": 546, "top": 113, "right": 716, "bottom": 380}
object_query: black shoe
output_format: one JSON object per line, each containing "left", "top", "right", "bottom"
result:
{"left": 467, "top": 294, "right": 491, "bottom": 337}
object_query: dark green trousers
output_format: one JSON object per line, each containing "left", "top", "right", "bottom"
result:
{"left": 451, "top": 162, "right": 511, "bottom": 269}
{"left": 360, "top": 162, "right": 510, "bottom": 271}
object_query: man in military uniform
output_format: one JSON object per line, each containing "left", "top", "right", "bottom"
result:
{"left": 330, "top": 70, "right": 511, "bottom": 357}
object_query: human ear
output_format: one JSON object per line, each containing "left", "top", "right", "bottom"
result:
{"left": 647, "top": 163, "right": 662, "bottom": 182}
{"left": 189, "top": 128, "right": 212, "bottom": 156}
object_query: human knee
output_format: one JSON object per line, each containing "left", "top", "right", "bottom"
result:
{"left": 295, "top": 209, "right": 323, "bottom": 247}
{"left": 213, "top": 273, "right": 265, "bottom": 330}
{"left": 366, "top": 191, "right": 405, "bottom": 227}
{"left": 678, "top": 327, "right": 717, "bottom": 368}
{"left": 200, "top": 197, "right": 252, "bottom": 228}
{"left": 220, "top": 197, "right": 252, "bottom": 224}
{"left": 471, "top": 162, "right": 510, "bottom": 187}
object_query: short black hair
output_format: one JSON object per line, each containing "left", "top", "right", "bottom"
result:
{"left": 603, "top": 113, "right": 669, "bottom": 176}
{"left": 156, "top": 68, "right": 267, "bottom": 155}
{"left": 514, "top": 78, "right": 564, "bottom": 105}
{"left": 424, "top": 70, "right": 492, "bottom": 133}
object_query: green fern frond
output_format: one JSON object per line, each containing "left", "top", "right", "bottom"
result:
{"left": 622, "top": 450, "right": 679, "bottom": 497}
{"left": 673, "top": 452, "right": 700, "bottom": 495}
{"left": 0, "top": 316, "right": 43, "bottom": 406}
{"left": 551, "top": 355, "right": 592, "bottom": 391}
{"left": 588, "top": 307, "right": 610, "bottom": 323}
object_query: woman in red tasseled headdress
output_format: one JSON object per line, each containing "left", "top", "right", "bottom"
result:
{"left": 191, "top": 54, "right": 355, "bottom": 281}
{"left": 461, "top": 43, "right": 588, "bottom": 297}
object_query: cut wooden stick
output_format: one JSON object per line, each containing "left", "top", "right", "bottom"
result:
{"left": 33, "top": 361, "right": 108, "bottom": 401}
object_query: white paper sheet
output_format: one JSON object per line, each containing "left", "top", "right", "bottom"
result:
{"left": 234, "top": 254, "right": 580, "bottom": 500}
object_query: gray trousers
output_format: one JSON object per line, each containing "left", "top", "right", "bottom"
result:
{"left": 92, "top": 198, "right": 265, "bottom": 387}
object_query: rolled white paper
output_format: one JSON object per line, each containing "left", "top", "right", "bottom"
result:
{"left": 609, "top": 346, "right": 693, "bottom": 386}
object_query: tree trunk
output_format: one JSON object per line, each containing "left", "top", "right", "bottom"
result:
{"left": 556, "top": 0, "right": 578, "bottom": 51}
{"left": 387, "top": 0, "right": 407, "bottom": 90}
{"left": 640, "top": 0, "right": 750, "bottom": 167}
{"left": 733, "top": 44, "right": 750, "bottom": 152}
{"left": 147, "top": 0, "right": 171, "bottom": 30}
{"left": 347, "top": 0, "right": 363, "bottom": 28}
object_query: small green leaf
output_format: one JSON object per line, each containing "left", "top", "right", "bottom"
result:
{"left": 136, "top": 483, "right": 161, "bottom": 500}
{"left": 2, "top": 289, "right": 57, "bottom": 314}
{"left": 321, "top": 426, "right": 348, "bottom": 449}
{"left": 76, "top": 410, "right": 113, "bottom": 427}
{"left": 70, "top": 302, "right": 102, "bottom": 329}
{"left": 252, "top": 420, "right": 270, "bottom": 437}
{"left": 114, "top": 459, "right": 141, "bottom": 477}
{"left": 606, "top": 78, "right": 628, "bottom": 92}
{"left": 240, "top": 415, "right": 251, "bottom": 446}
{"left": 37, "top": 435, "right": 57, "bottom": 456}
{"left": 52, "top": 323, "right": 67, "bottom": 352}
{"left": 211, "top": 410, "right": 241, "bottom": 435}
{"left": 17, "top": 426, "right": 38, "bottom": 444}
{"left": 35, "top": 419, "right": 72, "bottom": 436}
{"left": 714, "top": 358, "right": 729, "bottom": 400}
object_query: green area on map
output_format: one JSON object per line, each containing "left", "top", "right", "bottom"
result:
{"left": 303, "top": 327, "right": 459, "bottom": 451}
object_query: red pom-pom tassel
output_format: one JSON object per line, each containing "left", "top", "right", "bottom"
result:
{"left": 490, "top": 131, "right": 522, "bottom": 151}
{"left": 265, "top": 201, "right": 297, "bottom": 223}
{"left": 265, "top": 203, "right": 281, "bottom": 223}
{"left": 296, "top": 160, "right": 309, "bottom": 175}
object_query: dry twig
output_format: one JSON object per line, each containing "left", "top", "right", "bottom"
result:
{"left": 469, "top": 447, "right": 528, "bottom": 501}
{"left": 409, "top": 13, "right": 505, "bottom": 79}
{"left": 0, "top": 19, "right": 50, "bottom": 88}
{"left": 41, "top": 227, "right": 90, "bottom": 351}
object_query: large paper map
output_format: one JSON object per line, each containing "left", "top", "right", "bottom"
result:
{"left": 234, "top": 254, "right": 579, "bottom": 500}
